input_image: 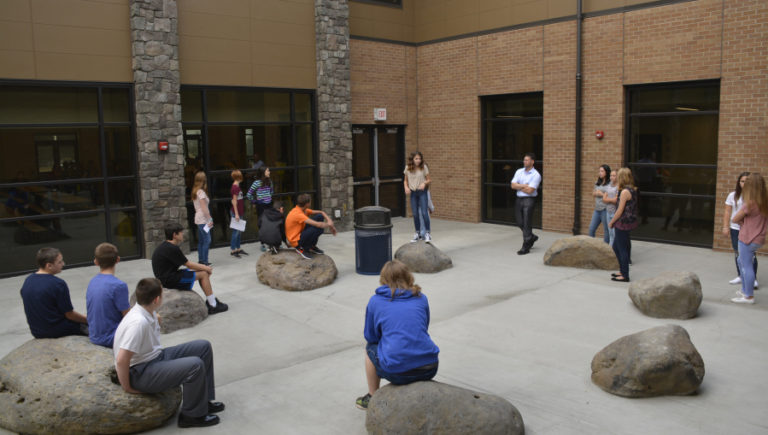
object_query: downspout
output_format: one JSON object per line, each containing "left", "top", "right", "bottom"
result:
{"left": 572, "top": 0, "right": 583, "bottom": 235}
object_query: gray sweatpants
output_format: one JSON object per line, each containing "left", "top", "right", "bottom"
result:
{"left": 130, "top": 339, "right": 215, "bottom": 417}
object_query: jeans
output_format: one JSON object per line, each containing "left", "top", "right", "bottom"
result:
{"left": 410, "top": 190, "right": 431, "bottom": 236}
{"left": 613, "top": 228, "right": 631, "bottom": 280}
{"left": 588, "top": 209, "right": 610, "bottom": 243}
{"left": 515, "top": 196, "right": 536, "bottom": 246}
{"left": 197, "top": 224, "right": 211, "bottom": 263}
{"left": 730, "top": 228, "right": 758, "bottom": 278}
{"left": 230, "top": 211, "right": 241, "bottom": 250}
{"left": 366, "top": 343, "right": 438, "bottom": 385}
{"left": 606, "top": 211, "right": 616, "bottom": 246}
{"left": 297, "top": 214, "right": 325, "bottom": 249}
{"left": 738, "top": 241, "right": 761, "bottom": 297}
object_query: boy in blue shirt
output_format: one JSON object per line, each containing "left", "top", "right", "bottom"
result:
{"left": 86, "top": 243, "right": 130, "bottom": 347}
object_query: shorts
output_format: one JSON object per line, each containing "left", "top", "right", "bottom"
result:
{"left": 366, "top": 343, "right": 438, "bottom": 385}
{"left": 175, "top": 269, "right": 196, "bottom": 290}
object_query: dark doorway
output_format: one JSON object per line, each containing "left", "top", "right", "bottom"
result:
{"left": 352, "top": 125, "right": 405, "bottom": 217}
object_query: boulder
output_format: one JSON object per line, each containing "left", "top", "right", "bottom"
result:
{"left": 130, "top": 288, "right": 208, "bottom": 333}
{"left": 366, "top": 381, "right": 524, "bottom": 435}
{"left": 543, "top": 235, "right": 618, "bottom": 270}
{"left": 0, "top": 336, "right": 181, "bottom": 435}
{"left": 256, "top": 250, "right": 338, "bottom": 291}
{"left": 628, "top": 271, "right": 702, "bottom": 319}
{"left": 591, "top": 325, "right": 705, "bottom": 398}
{"left": 394, "top": 241, "right": 453, "bottom": 273}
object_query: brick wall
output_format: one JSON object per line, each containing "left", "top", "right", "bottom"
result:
{"left": 349, "top": 0, "right": 768, "bottom": 249}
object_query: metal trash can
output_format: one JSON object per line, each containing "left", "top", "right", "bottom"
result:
{"left": 354, "top": 206, "right": 392, "bottom": 275}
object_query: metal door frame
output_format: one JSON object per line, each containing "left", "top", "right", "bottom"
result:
{"left": 352, "top": 125, "right": 405, "bottom": 214}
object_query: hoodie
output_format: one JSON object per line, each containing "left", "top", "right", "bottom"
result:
{"left": 363, "top": 285, "right": 440, "bottom": 373}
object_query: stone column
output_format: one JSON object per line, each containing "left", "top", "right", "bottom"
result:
{"left": 130, "top": 0, "right": 188, "bottom": 254}
{"left": 315, "top": 0, "right": 354, "bottom": 231}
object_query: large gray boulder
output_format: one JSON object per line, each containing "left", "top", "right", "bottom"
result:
{"left": 366, "top": 381, "right": 524, "bottom": 434}
{"left": 628, "top": 271, "right": 702, "bottom": 319}
{"left": 394, "top": 241, "right": 453, "bottom": 273}
{"left": 591, "top": 325, "right": 705, "bottom": 398}
{"left": 0, "top": 336, "right": 181, "bottom": 435}
{"left": 130, "top": 288, "right": 208, "bottom": 333}
{"left": 256, "top": 250, "right": 338, "bottom": 291}
{"left": 543, "top": 235, "right": 618, "bottom": 270}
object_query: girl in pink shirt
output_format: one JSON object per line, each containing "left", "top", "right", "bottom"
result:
{"left": 731, "top": 173, "right": 768, "bottom": 304}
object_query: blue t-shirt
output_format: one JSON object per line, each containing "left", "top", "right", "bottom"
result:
{"left": 20, "top": 273, "right": 81, "bottom": 339}
{"left": 86, "top": 274, "right": 131, "bottom": 347}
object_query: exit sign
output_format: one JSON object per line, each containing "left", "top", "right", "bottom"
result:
{"left": 374, "top": 108, "right": 387, "bottom": 121}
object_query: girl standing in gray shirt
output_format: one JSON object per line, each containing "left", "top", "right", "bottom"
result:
{"left": 588, "top": 165, "right": 612, "bottom": 244}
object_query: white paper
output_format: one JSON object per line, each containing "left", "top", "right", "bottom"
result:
{"left": 229, "top": 218, "right": 246, "bottom": 232}
{"left": 203, "top": 224, "right": 211, "bottom": 233}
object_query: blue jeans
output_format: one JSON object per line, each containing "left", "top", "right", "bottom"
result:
{"left": 410, "top": 190, "right": 430, "bottom": 236}
{"left": 297, "top": 214, "right": 325, "bottom": 249}
{"left": 588, "top": 209, "right": 610, "bottom": 243}
{"left": 606, "top": 211, "right": 616, "bottom": 246}
{"left": 738, "top": 241, "right": 761, "bottom": 297}
{"left": 613, "top": 228, "right": 631, "bottom": 280}
{"left": 230, "top": 211, "right": 241, "bottom": 250}
{"left": 730, "top": 228, "right": 758, "bottom": 278}
{"left": 197, "top": 224, "right": 211, "bottom": 263}
{"left": 366, "top": 343, "right": 438, "bottom": 385}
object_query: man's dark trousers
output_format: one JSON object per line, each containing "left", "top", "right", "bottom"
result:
{"left": 515, "top": 196, "right": 536, "bottom": 248}
{"left": 298, "top": 214, "right": 324, "bottom": 249}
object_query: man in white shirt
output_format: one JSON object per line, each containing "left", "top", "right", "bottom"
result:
{"left": 113, "top": 278, "right": 224, "bottom": 428}
{"left": 510, "top": 152, "right": 542, "bottom": 255}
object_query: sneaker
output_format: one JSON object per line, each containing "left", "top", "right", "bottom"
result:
{"left": 754, "top": 280, "right": 759, "bottom": 289}
{"left": 230, "top": 251, "right": 240, "bottom": 258}
{"left": 729, "top": 276, "right": 742, "bottom": 285}
{"left": 270, "top": 246, "right": 279, "bottom": 255}
{"left": 295, "top": 247, "right": 312, "bottom": 259}
{"left": 410, "top": 233, "right": 419, "bottom": 243}
{"left": 309, "top": 246, "right": 324, "bottom": 255}
{"left": 531, "top": 234, "right": 539, "bottom": 245}
{"left": 424, "top": 232, "right": 432, "bottom": 243}
{"left": 238, "top": 249, "right": 249, "bottom": 256}
{"left": 260, "top": 244, "right": 267, "bottom": 252}
{"left": 355, "top": 393, "right": 371, "bottom": 410}
{"left": 730, "top": 295, "right": 755, "bottom": 304}
{"left": 206, "top": 298, "right": 229, "bottom": 315}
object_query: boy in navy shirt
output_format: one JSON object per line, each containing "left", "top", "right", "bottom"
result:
{"left": 20, "top": 247, "right": 88, "bottom": 338}
{"left": 86, "top": 243, "right": 131, "bottom": 347}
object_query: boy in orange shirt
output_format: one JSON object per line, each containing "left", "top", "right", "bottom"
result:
{"left": 285, "top": 193, "right": 337, "bottom": 259}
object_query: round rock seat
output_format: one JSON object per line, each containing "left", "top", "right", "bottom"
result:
{"left": 591, "top": 324, "right": 705, "bottom": 398}
{"left": 130, "top": 288, "right": 208, "bottom": 333}
{"left": 628, "top": 271, "right": 702, "bottom": 319}
{"left": 256, "top": 249, "right": 338, "bottom": 291}
{"left": 394, "top": 241, "right": 453, "bottom": 273}
{"left": 367, "top": 381, "right": 524, "bottom": 434}
{"left": 0, "top": 336, "right": 181, "bottom": 435}
{"left": 543, "top": 235, "right": 618, "bottom": 270}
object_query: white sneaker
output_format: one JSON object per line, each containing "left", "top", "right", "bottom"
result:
{"left": 729, "top": 276, "right": 742, "bottom": 285}
{"left": 754, "top": 280, "right": 759, "bottom": 289}
{"left": 410, "top": 233, "right": 420, "bottom": 243}
{"left": 424, "top": 232, "right": 432, "bottom": 243}
{"left": 731, "top": 295, "right": 755, "bottom": 304}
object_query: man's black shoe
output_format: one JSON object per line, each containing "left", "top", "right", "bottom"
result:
{"left": 178, "top": 413, "right": 220, "bottom": 428}
{"left": 208, "top": 401, "right": 225, "bottom": 413}
{"left": 517, "top": 247, "right": 530, "bottom": 255}
{"left": 206, "top": 299, "right": 229, "bottom": 315}
{"left": 531, "top": 235, "right": 539, "bottom": 245}
{"left": 238, "top": 249, "right": 249, "bottom": 256}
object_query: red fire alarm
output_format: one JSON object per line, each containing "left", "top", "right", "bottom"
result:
{"left": 595, "top": 130, "right": 604, "bottom": 140}
{"left": 157, "top": 141, "right": 169, "bottom": 152}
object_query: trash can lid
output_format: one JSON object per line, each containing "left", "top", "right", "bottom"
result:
{"left": 355, "top": 206, "right": 391, "bottom": 228}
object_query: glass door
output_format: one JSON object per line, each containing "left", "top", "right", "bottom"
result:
{"left": 352, "top": 125, "right": 405, "bottom": 216}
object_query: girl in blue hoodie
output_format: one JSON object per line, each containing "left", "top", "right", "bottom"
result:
{"left": 356, "top": 260, "right": 440, "bottom": 410}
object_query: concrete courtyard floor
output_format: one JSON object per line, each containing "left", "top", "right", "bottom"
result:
{"left": 1, "top": 218, "right": 767, "bottom": 434}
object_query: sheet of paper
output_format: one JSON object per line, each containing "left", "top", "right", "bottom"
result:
{"left": 203, "top": 224, "right": 211, "bottom": 233}
{"left": 229, "top": 218, "right": 246, "bottom": 232}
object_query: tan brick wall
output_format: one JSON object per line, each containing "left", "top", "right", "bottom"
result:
{"left": 350, "top": 0, "right": 768, "bottom": 248}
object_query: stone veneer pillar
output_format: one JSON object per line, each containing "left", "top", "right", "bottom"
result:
{"left": 315, "top": 0, "right": 354, "bottom": 231}
{"left": 130, "top": 0, "right": 188, "bottom": 254}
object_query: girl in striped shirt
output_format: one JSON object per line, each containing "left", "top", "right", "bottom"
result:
{"left": 247, "top": 166, "right": 274, "bottom": 251}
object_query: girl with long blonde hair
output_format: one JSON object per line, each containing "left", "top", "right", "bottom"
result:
{"left": 730, "top": 173, "right": 768, "bottom": 304}
{"left": 404, "top": 151, "right": 432, "bottom": 243}
{"left": 191, "top": 171, "right": 213, "bottom": 265}
{"left": 608, "top": 168, "right": 638, "bottom": 282}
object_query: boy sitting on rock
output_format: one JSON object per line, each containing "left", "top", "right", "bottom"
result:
{"left": 285, "top": 193, "right": 337, "bottom": 259}
{"left": 86, "top": 242, "right": 130, "bottom": 347}
{"left": 113, "top": 277, "right": 225, "bottom": 428}
{"left": 20, "top": 247, "right": 88, "bottom": 339}
{"left": 258, "top": 201, "right": 288, "bottom": 255}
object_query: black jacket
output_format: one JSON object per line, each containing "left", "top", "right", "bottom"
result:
{"left": 258, "top": 207, "right": 287, "bottom": 246}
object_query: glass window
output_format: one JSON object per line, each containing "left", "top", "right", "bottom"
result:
{"left": 626, "top": 82, "right": 719, "bottom": 247}
{"left": 295, "top": 93, "right": 312, "bottom": 122}
{"left": 296, "top": 124, "right": 313, "bottom": 166}
{"left": 481, "top": 93, "right": 543, "bottom": 226}
{"left": 180, "top": 89, "right": 202, "bottom": 122}
{"left": 206, "top": 90, "right": 290, "bottom": 122}
{"left": 102, "top": 88, "right": 130, "bottom": 122}
{"left": 0, "top": 86, "right": 98, "bottom": 124}
{"left": 105, "top": 127, "right": 133, "bottom": 176}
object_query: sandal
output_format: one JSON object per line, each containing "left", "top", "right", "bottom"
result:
{"left": 611, "top": 276, "right": 630, "bottom": 282}
{"left": 611, "top": 273, "right": 621, "bottom": 277}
